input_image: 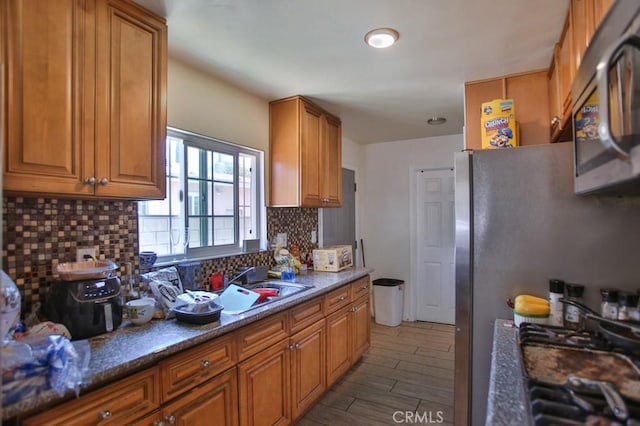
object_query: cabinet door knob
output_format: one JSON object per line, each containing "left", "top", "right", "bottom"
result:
{"left": 85, "top": 176, "right": 96, "bottom": 185}
{"left": 99, "top": 177, "right": 109, "bottom": 186}
{"left": 550, "top": 116, "right": 560, "bottom": 126}
{"left": 200, "top": 359, "right": 210, "bottom": 368}
{"left": 295, "top": 343, "right": 300, "bottom": 349}
{"left": 99, "top": 410, "right": 112, "bottom": 419}
{"left": 362, "top": 285, "right": 368, "bottom": 290}
{"left": 165, "top": 414, "right": 176, "bottom": 424}
{"left": 153, "top": 421, "right": 165, "bottom": 426}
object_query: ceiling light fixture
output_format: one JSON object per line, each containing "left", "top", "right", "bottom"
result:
{"left": 427, "top": 116, "right": 447, "bottom": 125}
{"left": 365, "top": 28, "right": 399, "bottom": 48}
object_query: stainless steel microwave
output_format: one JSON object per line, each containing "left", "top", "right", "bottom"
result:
{"left": 573, "top": 0, "right": 640, "bottom": 195}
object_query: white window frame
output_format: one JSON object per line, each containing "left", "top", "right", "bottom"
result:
{"left": 138, "top": 127, "right": 264, "bottom": 263}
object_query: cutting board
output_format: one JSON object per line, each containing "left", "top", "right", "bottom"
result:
{"left": 218, "top": 284, "right": 260, "bottom": 313}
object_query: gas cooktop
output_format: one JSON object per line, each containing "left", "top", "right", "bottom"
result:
{"left": 519, "top": 323, "right": 640, "bottom": 426}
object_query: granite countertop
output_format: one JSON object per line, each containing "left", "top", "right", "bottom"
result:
{"left": 4, "top": 267, "right": 374, "bottom": 421}
{"left": 485, "top": 319, "right": 531, "bottom": 426}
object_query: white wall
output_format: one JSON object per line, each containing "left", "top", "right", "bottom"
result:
{"left": 167, "top": 57, "right": 269, "bottom": 151}
{"left": 363, "top": 134, "right": 463, "bottom": 319}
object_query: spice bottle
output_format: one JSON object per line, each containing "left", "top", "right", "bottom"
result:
{"left": 563, "top": 283, "right": 585, "bottom": 330}
{"left": 548, "top": 279, "right": 565, "bottom": 326}
{"left": 618, "top": 292, "right": 639, "bottom": 321}
{"left": 600, "top": 288, "right": 619, "bottom": 320}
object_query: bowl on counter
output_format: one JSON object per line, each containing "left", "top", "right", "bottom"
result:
{"left": 171, "top": 301, "right": 223, "bottom": 324}
{"left": 125, "top": 298, "right": 155, "bottom": 325}
{"left": 139, "top": 251, "right": 157, "bottom": 268}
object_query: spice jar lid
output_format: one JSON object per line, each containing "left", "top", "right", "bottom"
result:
{"left": 600, "top": 288, "right": 619, "bottom": 303}
{"left": 566, "top": 283, "right": 585, "bottom": 298}
{"left": 549, "top": 279, "right": 565, "bottom": 294}
{"left": 620, "top": 292, "right": 639, "bottom": 307}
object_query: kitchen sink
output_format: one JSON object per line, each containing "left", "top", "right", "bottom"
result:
{"left": 221, "top": 280, "right": 314, "bottom": 315}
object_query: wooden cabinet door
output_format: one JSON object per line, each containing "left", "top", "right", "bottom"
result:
{"left": 548, "top": 46, "right": 562, "bottom": 140}
{"left": 238, "top": 338, "right": 291, "bottom": 426}
{"left": 94, "top": 0, "right": 166, "bottom": 199}
{"left": 299, "top": 100, "right": 322, "bottom": 207}
{"left": 290, "top": 319, "right": 326, "bottom": 419}
{"left": 23, "top": 367, "right": 161, "bottom": 426}
{"left": 557, "top": 14, "right": 573, "bottom": 119}
{"left": 160, "top": 333, "right": 236, "bottom": 401}
{"left": 159, "top": 368, "right": 238, "bottom": 426}
{"left": 505, "top": 71, "right": 550, "bottom": 145}
{"left": 571, "top": 0, "right": 592, "bottom": 73}
{"left": 2, "top": 0, "right": 95, "bottom": 196}
{"left": 321, "top": 114, "right": 342, "bottom": 207}
{"left": 463, "top": 79, "right": 503, "bottom": 150}
{"left": 593, "top": 0, "right": 614, "bottom": 31}
{"left": 325, "top": 305, "right": 351, "bottom": 387}
{"left": 351, "top": 297, "right": 371, "bottom": 361}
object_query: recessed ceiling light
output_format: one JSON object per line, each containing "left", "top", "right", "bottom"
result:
{"left": 427, "top": 117, "right": 447, "bottom": 125}
{"left": 365, "top": 28, "right": 399, "bottom": 49}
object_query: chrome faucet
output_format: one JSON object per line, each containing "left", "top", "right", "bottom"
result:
{"left": 228, "top": 266, "right": 255, "bottom": 286}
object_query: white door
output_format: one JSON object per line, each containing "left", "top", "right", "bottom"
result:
{"left": 415, "top": 168, "right": 455, "bottom": 324}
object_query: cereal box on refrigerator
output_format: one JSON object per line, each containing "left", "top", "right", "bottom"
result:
{"left": 481, "top": 99, "right": 518, "bottom": 149}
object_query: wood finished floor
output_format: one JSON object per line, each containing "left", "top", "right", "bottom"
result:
{"left": 297, "top": 321, "right": 455, "bottom": 426}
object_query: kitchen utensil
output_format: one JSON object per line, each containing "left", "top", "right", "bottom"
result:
{"left": 172, "top": 301, "right": 223, "bottom": 324}
{"left": 253, "top": 288, "right": 279, "bottom": 303}
{"left": 55, "top": 260, "right": 117, "bottom": 281}
{"left": 567, "top": 375, "right": 628, "bottom": 420}
{"left": 217, "top": 284, "right": 260, "bottom": 313}
{"left": 560, "top": 298, "right": 640, "bottom": 350}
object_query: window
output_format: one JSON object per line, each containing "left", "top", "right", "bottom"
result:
{"left": 138, "top": 128, "right": 263, "bottom": 261}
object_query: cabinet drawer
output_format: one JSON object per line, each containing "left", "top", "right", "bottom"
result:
{"left": 236, "top": 312, "right": 289, "bottom": 361}
{"left": 289, "top": 296, "right": 325, "bottom": 334}
{"left": 23, "top": 367, "right": 160, "bottom": 426}
{"left": 324, "top": 285, "right": 351, "bottom": 314}
{"left": 160, "top": 333, "right": 236, "bottom": 401}
{"left": 350, "top": 276, "right": 371, "bottom": 301}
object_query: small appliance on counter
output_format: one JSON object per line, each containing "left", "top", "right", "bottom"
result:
{"left": 47, "top": 260, "right": 123, "bottom": 340}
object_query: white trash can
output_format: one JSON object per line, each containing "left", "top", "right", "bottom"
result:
{"left": 373, "top": 278, "right": 404, "bottom": 327}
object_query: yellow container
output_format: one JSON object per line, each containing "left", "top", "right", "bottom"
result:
{"left": 481, "top": 99, "right": 518, "bottom": 149}
{"left": 313, "top": 245, "right": 353, "bottom": 272}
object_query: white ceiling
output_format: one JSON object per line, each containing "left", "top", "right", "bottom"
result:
{"left": 133, "top": 0, "right": 569, "bottom": 144}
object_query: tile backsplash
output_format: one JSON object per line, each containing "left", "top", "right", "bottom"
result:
{"left": 2, "top": 197, "right": 318, "bottom": 315}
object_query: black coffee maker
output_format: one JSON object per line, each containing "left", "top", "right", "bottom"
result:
{"left": 47, "top": 276, "right": 123, "bottom": 340}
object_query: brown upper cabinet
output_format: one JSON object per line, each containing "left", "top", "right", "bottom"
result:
{"left": 548, "top": 0, "right": 614, "bottom": 142}
{"left": 269, "top": 96, "right": 342, "bottom": 207}
{"left": 2, "top": 0, "right": 167, "bottom": 199}
{"left": 464, "top": 70, "right": 550, "bottom": 150}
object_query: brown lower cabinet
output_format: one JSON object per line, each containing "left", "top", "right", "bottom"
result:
{"left": 134, "top": 368, "right": 238, "bottom": 426}
{"left": 20, "top": 276, "right": 371, "bottom": 426}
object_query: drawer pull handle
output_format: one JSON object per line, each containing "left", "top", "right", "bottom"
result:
{"left": 153, "top": 421, "right": 165, "bottom": 426}
{"left": 165, "top": 414, "right": 176, "bottom": 424}
{"left": 361, "top": 285, "right": 368, "bottom": 289}
{"left": 200, "top": 360, "right": 210, "bottom": 368}
{"left": 338, "top": 296, "right": 346, "bottom": 301}
{"left": 100, "top": 410, "right": 112, "bottom": 419}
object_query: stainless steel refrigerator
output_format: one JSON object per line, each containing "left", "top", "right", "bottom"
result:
{"left": 453, "top": 142, "right": 640, "bottom": 425}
